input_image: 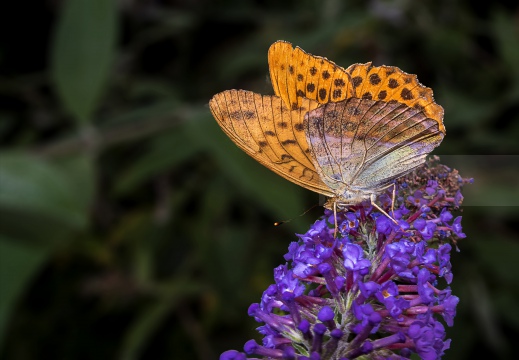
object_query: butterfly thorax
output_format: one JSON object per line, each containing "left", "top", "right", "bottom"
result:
{"left": 324, "top": 188, "right": 379, "bottom": 210}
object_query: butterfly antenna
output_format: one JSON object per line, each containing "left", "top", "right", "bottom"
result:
{"left": 274, "top": 203, "right": 320, "bottom": 227}
{"left": 333, "top": 201, "right": 338, "bottom": 238}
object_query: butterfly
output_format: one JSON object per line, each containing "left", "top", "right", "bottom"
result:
{"left": 209, "top": 40, "right": 445, "bottom": 223}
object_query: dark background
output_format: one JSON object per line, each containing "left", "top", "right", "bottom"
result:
{"left": 1, "top": 1, "right": 518, "bottom": 359}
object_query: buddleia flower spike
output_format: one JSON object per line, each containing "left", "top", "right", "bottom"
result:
{"left": 220, "top": 157, "right": 472, "bottom": 360}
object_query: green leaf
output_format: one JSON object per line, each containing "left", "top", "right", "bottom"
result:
{"left": 0, "top": 153, "right": 94, "bottom": 350}
{"left": 118, "top": 281, "right": 203, "bottom": 360}
{"left": 495, "top": 290, "right": 519, "bottom": 330}
{"left": 51, "top": 0, "right": 118, "bottom": 125}
{"left": 0, "top": 153, "right": 91, "bottom": 230}
{"left": 54, "top": 153, "right": 96, "bottom": 212}
{"left": 491, "top": 10, "right": 519, "bottom": 103}
{"left": 0, "top": 237, "right": 49, "bottom": 352}
{"left": 114, "top": 128, "right": 201, "bottom": 195}
{"left": 437, "top": 87, "right": 496, "bottom": 128}
{"left": 471, "top": 236, "right": 519, "bottom": 284}
{"left": 492, "top": 10, "right": 519, "bottom": 78}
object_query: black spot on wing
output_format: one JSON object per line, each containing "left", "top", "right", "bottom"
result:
{"left": 319, "top": 88, "right": 327, "bottom": 101}
{"left": 322, "top": 70, "right": 331, "bottom": 79}
{"left": 388, "top": 78, "right": 399, "bottom": 89}
{"left": 352, "top": 76, "right": 363, "bottom": 88}
{"left": 369, "top": 73, "right": 381, "bottom": 85}
{"left": 401, "top": 88, "right": 414, "bottom": 100}
{"left": 334, "top": 79, "right": 345, "bottom": 87}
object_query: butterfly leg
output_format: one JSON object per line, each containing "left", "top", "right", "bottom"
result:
{"left": 333, "top": 201, "right": 338, "bottom": 238}
{"left": 370, "top": 193, "right": 398, "bottom": 225}
{"left": 391, "top": 182, "right": 396, "bottom": 216}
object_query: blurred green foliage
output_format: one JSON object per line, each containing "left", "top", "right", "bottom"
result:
{"left": 0, "top": 0, "right": 518, "bottom": 359}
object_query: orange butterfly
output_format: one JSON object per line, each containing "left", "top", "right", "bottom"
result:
{"left": 209, "top": 41, "right": 445, "bottom": 222}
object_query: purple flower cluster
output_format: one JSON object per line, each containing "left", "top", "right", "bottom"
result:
{"left": 221, "top": 157, "right": 471, "bottom": 360}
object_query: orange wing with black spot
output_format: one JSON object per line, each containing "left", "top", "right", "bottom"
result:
{"left": 209, "top": 89, "right": 334, "bottom": 196}
{"left": 268, "top": 41, "right": 445, "bottom": 134}
{"left": 346, "top": 63, "right": 445, "bottom": 133}
{"left": 268, "top": 40, "right": 355, "bottom": 110}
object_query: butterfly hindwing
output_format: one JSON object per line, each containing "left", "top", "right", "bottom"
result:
{"left": 304, "top": 98, "right": 444, "bottom": 193}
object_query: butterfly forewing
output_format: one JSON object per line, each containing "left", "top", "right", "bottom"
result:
{"left": 346, "top": 63, "right": 445, "bottom": 133}
{"left": 209, "top": 89, "right": 335, "bottom": 196}
{"left": 268, "top": 41, "right": 444, "bottom": 134}
{"left": 268, "top": 41, "right": 355, "bottom": 110}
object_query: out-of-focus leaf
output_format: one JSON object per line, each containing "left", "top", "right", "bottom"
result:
{"left": 0, "top": 237, "right": 49, "bottom": 351}
{"left": 51, "top": 0, "right": 118, "bottom": 125}
{"left": 492, "top": 10, "right": 519, "bottom": 80}
{"left": 440, "top": 155, "right": 519, "bottom": 207}
{"left": 446, "top": 316, "right": 477, "bottom": 360}
{"left": 468, "top": 279, "right": 507, "bottom": 354}
{"left": 194, "top": 178, "right": 253, "bottom": 283}
{"left": 119, "top": 301, "right": 172, "bottom": 360}
{"left": 99, "top": 101, "right": 180, "bottom": 129}
{"left": 495, "top": 290, "right": 519, "bottom": 329}
{"left": 492, "top": 10, "right": 519, "bottom": 104}
{"left": 55, "top": 154, "right": 96, "bottom": 212}
{"left": 114, "top": 128, "right": 201, "bottom": 195}
{"left": 0, "top": 208, "right": 79, "bottom": 248}
{"left": 219, "top": 51, "right": 266, "bottom": 83}
{"left": 118, "top": 281, "right": 203, "bottom": 360}
{"left": 438, "top": 88, "right": 496, "bottom": 128}
{"left": 127, "top": 80, "right": 180, "bottom": 101}
{"left": 0, "top": 114, "right": 14, "bottom": 139}
{"left": 0, "top": 152, "right": 91, "bottom": 230}
{"left": 471, "top": 236, "right": 519, "bottom": 284}
{"left": 214, "top": 227, "right": 254, "bottom": 289}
